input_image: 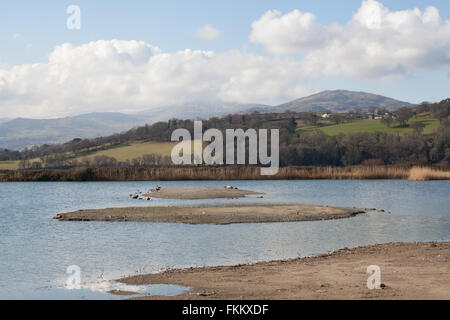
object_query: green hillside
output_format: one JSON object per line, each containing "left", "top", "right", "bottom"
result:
{"left": 298, "top": 115, "right": 439, "bottom": 136}
{"left": 0, "top": 160, "right": 19, "bottom": 170}
{"left": 0, "top": 141, "right": 192, "bottom": 170}
{"left": 81, "top": 141, "right": 177, "bottom": 162}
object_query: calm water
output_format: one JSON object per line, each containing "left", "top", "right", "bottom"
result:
{"left": 0, "top": 180, "right": 449, "bottom": 299}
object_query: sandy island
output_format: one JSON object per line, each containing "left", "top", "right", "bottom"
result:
{"left": 54, "top": 204, "right": 364, "bottom": 224}
{"left": 119, "top": 242, "right": 450, "bottom": 300}
{"left": 54, "top": 186, "right": 365, "bottom": 224}
{"left": 143, "top": 186, "right": 263, "bottom": 199}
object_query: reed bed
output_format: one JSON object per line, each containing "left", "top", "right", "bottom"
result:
{"left": 408, "top": 167, "right": 450, "bottom": 181}
{"left": 1, "top": 165, "right": 449, "bottom": 182}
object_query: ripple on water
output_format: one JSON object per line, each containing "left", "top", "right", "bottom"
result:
{"left": 0, "top": 180, "right": 448, "bottom": 299}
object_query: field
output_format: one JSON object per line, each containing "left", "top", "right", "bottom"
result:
{"left": 297, "top": 115, "right": 439, "bottom": 136}
{"left": 0, "top": 141, "right": 181, "bottom": 170}
{"left": 0, "top": 160, "right": 19, "bottom": 170}
{"left": 80, "top": 141, "right": 177, "bottom": 162}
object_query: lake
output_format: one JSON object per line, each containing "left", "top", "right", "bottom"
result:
{"left": 0, "top": 180, "right": 449, "bottom": 299}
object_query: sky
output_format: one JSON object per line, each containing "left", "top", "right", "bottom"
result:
{"left": 0, "top": 0, "right": 449, "bottom": 118}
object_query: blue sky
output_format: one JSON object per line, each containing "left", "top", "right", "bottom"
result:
{"left": 0, "top": 0, "right": 449, "bottom": 117}
{"left": 2, "top": 0, "right": 449, "bottom": 63}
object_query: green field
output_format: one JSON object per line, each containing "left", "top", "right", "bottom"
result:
{"left": 298, "top": 115, "right": 439, "bottom": 136}
{"left": 81, "top": 141, "right": 178, "bottom": 162}
{"left": 0, "top": 160, "right": 19, "bottom": 170}
{"left": 0, "top": 141, "right": 191, "bottom": 170}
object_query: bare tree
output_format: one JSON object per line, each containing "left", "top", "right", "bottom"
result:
{"left": 395, "top": 107, "right": 414, "bottom": 127}
{"left": 381, "top": 115, "right": 394, "bottom": 128}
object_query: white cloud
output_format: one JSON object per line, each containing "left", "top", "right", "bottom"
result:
{"left": 250, "top": 10, "right": 328, "bottom": 55}
{"left": 195, "top": 24, "right": 221, "bottom": 41}
{"left": 5, "top": 1, "right": 445, "bottom": 119}
{"left": 0, "top": 39, "right": 314, "bottom": 118}
{"left": 12, "top": 33, "right": 21, "bottom": 40}
{"left": 250, "top": 0, "right": 450, "bottom": 79}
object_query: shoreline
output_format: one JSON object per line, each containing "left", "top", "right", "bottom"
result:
{"left": 54, "top": 204, "right": 365, "bottom": 225}
{"left": 119, "top": 242, "right": 450, "bottom": 300}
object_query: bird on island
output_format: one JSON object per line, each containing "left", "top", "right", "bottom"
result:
{"left": 150, "top": 185, "right": 161, "bottom": 192}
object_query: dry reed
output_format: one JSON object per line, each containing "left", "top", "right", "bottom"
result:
{"left": 1, "top": 165, "right": 448, "bottom": 182}
{"left": 408, "top": 167, "right": 450, "bottom": 181}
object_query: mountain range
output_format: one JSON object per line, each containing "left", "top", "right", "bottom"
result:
{"left": 142, "top": 101, "right": 269, "bottom": 122}
{"left": 0, "top": 90, "right": 416, "bottom": 150}
{"left": 0, "top": 113, "right": 144, "bottom": 150}
{"left": 0, "top": 102, "right": 266, "bottom": 150}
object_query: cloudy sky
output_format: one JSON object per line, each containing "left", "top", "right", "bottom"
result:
{"left": 0, "top": 0, "right": 449, "bottom": 118}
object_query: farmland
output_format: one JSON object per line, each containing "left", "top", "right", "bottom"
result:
{"left": 0, "top": 141, "right": 180, "bottom": 170}
{"left": 297, "top": 114, "right": 439, "bottom": 136}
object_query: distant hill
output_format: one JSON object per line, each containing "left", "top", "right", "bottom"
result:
{"left": 0, "top": 92, "right": 417, "bottom": 150}
{"left": 268, "top": 90, "right": 416, "bottom": 113}
{"left": 0, "top": 112, "right": 145, "bottom": 150}
{"left": 0, "top": 102, "right": 265, "bottom": 150}
{"left": 142, "top": 101, "right": 270, "bottom": 122}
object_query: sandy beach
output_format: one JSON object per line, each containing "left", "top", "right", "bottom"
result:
{"left": 119, "top": 242, "right": 450, "bottom": 300}
{"left": 54, "top": 204, "right": 364, "bottom": 224}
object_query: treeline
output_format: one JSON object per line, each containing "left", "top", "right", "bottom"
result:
{"left": 280, "top": 122, "right": 449, "bottom": 166}
{"left": 18, "top": 154, "right": 174, "bottom": 170}
{"left": 27, "top": 119, "right": 450, "bottom": 169}
{"left": 0, "top": 112, "right": 299, "bottom": 161}
{"left": 0, "top": 106, "right": 381, "bottom": 161}
{"left": 1, "top": 99, "right": 449, "bottom": 168}
{"left": 279, "top": 99, "right": 449, "bottom": 167}
{"left": 16, "top": 119, "right": 450, "bottom": 170}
